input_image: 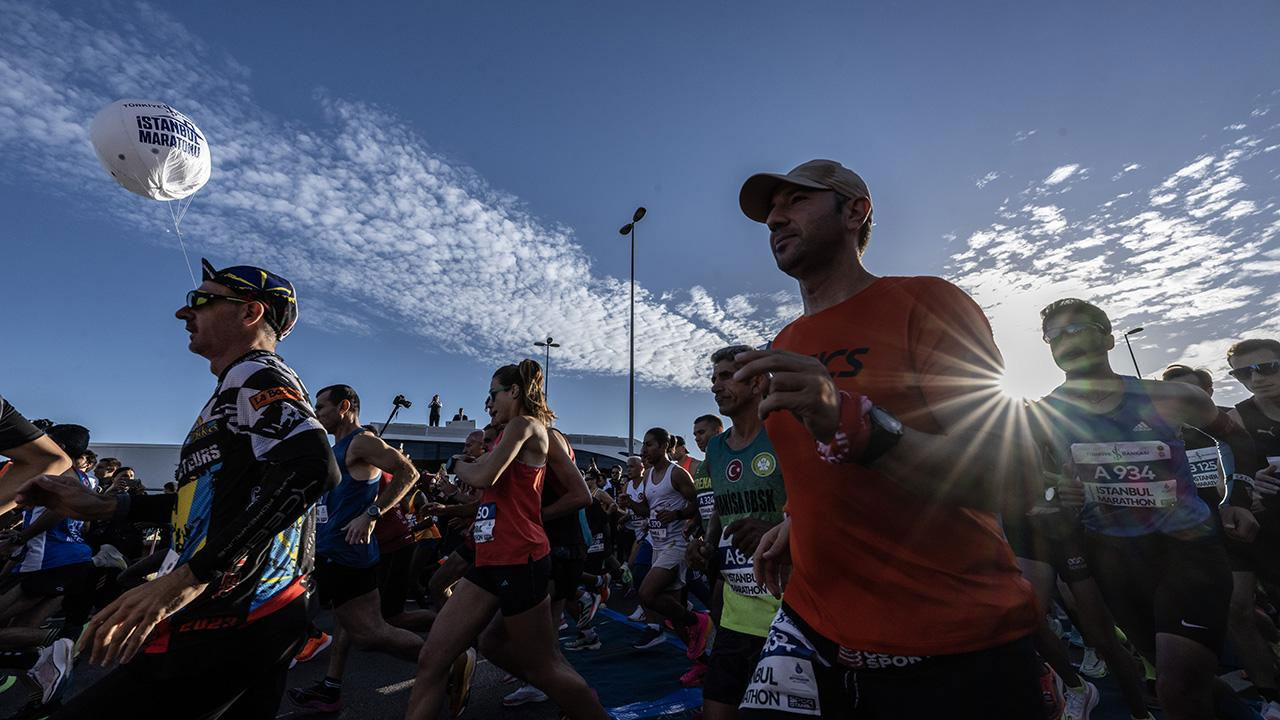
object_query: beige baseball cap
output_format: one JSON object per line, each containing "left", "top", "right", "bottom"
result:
{"left": 739, "top": 159, "right": 871, "bottom": 223}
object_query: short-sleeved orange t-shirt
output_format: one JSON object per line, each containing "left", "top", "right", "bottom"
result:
{"left": 766, "top": 276, "right": 1036, "bottom": 656}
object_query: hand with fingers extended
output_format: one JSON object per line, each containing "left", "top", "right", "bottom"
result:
{"left": 79, "top": 564, "right": 207, "bottom": 667}
{"left": 1254, "top": 464, "right": 1280, "bottom": 497}
{"left": 343, "top": 513, "right": 376, "bottom": 544}
{"left": 752, "top": 515, "right": 792, "bottom": 598}
{"left": 16, "top": 474, "right": 117, "bottom": 521}
{"left": 732, "top": 349, "right": 844, "bottom": 444}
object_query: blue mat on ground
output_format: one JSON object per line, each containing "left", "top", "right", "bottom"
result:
{"left": 563, "top": 607, "right": 701, "bottom": 719}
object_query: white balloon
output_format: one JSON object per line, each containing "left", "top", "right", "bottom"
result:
{"left": 89, "top": 99, "right": 211, "bottom": 201}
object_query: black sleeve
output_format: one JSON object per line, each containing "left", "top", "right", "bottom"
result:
{"left": 185, "top": 427, "right": 338, "bottom": 583}
{"left": 0, "top": 396, "right": 43, "bottom": 453}
{"left": 115, "top": 493, "right": 178, "bottom": 527}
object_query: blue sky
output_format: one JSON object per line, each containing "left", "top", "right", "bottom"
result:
{"left": 2, "top": 0, "right": 1279, "bottom": 447}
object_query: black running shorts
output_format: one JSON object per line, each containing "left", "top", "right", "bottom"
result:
{"left": 1085, "top": 531, "right": 1231, "bottom": 657}
{"left": 465, "top": 555, "right": 551, "bottom": 617}
{"left": 737, "top": 604, "right": 1043, "bottom": 719}
{"left": 313, "top": 557, "right": 379, "bottom": 609}
{"left": 704, "top": 626, "right": 767, "bottom": 706}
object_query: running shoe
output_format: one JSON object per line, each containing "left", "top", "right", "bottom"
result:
{"left": 90, "top": 544, "right": 127, "bottom": 571}
{"left": 579, "top": 592, "right": 603, "bottom": 628}
{"left": 446, "top": 647, "right": 476, "bottom": 719}
{"left": 1076, "top": 647, "right": 1107, "bottom": 679}
{"left": 680, "top": 660, "right": 708, "bottom": 688}
{"left": 632, "top": 625, "right": 666, "bottom": 650}
{"left": 685, "top": 611, "right": 712, "bottom": 660}
{"left": 1061, "top": 679, "right": 1099, "bottom": 720}
{"left": 1262, "top": 701, "right": 1280, "bottom": 720}
{"left": 626, "top": 606, "right": 646, "bottom": 622}
{"left": 502, "top": 684, "right": 548, "bottom": 706}
{"left": 286, "top": 680, "right": 342, "bottom": 713}
{"left": 1038, "top": 663, "right": 1064, "bottom": 719}
{"left": 290, "top": 631, "right": 333, "bottom": 668}
{"left": 26, "top": 639, "right": 72, "bottom": 704}
{"left": 564, "top": 631, "right": 601, "bottom": 651}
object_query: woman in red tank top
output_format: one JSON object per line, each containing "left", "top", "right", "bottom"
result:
{"left": 407, "top": 360, "right": 607, "bottom": 720}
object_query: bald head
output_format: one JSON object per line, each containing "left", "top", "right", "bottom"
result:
{"left": 464, "top": 430, "right": 485, "bottom": 458}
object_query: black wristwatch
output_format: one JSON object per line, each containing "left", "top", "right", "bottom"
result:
{"left": 858, "top": 406, "right": 904, "bottom": 467}
{"left": 365, "top": 504, "right": 382, "bottom": 519}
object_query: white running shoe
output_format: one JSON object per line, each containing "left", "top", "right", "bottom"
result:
{"left": 502, "top": 684, "right": 549, "bottom": 706}
{"left": 1060, "top": 679, "right": 1099, "bottom": 720}
{"left": 627, "top": 606, "right": 645, "bottom": 622}
{"left": 1077, "top": 647, "right": 1108, "bottom": 679}
{"left": 27, "top": 638, "right": 73, "bottom": 704}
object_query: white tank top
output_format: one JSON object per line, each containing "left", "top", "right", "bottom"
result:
{"left": 644, "top": 463, "right": 686, "bottom": 548}
{"left": 624, "top": 478, "right": 648, "bottom": 533}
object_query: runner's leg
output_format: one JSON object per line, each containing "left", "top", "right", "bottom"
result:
{"left": 500, "top": 596, "right": 609, "bottom": 720}
{"left": 334, "top": 589, "right": 422, "bottom": 661}
{"left": 1228, "top": 570, "right": 1279, "bottom": 697}
{"left": 406, "top": 579, "right": 499, "bottom": 720}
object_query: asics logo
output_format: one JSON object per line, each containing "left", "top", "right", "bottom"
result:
{"left": 1180, "top": 619, "right": 1209, "bottom": 630}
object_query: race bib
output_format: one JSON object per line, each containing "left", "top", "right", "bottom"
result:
{"left": 740, "top": 609, "right": 822, "bottom": 716}
{"left": 588, "top": 532, "right": 605, "bottom": 554}
{"left": 316, "top": 504, "right": 329, "bottom": 524}
{"left": 719, "top": 533, "right": 767, "bottom": 597}
{"left": 1084, "top": 480, "right": 1178, "bottom": 508}
{"left": 157, "top": 548, "right": 180, "bottom": 578}
{"left": 473, "top": 502, "right": 497, "bottom": 544}
{"left": 1185, "top": 447, "right": 1222, "bottom": 489}
{"left": 698, "top": 492, "right": 715, "bottom": 521}
{"left": 648, "top": 517, "right": 668, "bottom": 542}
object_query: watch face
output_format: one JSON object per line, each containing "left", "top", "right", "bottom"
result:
{"left": 1044, "top": 487, "right": 1056, "bottom": 503}
{"left": 871, "top": 407, "right": 904, "bottom": 434}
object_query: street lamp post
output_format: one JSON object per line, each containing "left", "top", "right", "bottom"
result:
{"left": 1123, "top": 327, "right": 1144, "bottom": 376}
{"left": 619, "top": 207, "right": 646, "bottom": 455}
{"left": 533, "top": 335, "right": 560, "bottom": 401}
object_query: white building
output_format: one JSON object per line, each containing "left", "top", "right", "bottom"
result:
{"left": 93, "top": 420, "right": 632, "bottom": 490}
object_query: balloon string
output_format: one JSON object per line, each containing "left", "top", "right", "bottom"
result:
{"left": 169, "top": 200, "right": 198, "bottom": 288}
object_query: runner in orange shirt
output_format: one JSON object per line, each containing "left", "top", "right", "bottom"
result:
{"left": 732, "top": 159, "right": 1041, "bottom": 719}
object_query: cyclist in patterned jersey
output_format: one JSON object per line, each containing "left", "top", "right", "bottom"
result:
{"left": 689, "top": 345, "right": 787, "bottom": 720}
{"left": 631, "top": 427, "right": 712, "bottom": 660}
{"left": 406, "top": 360, "right": 606, "bottom": 720}
{"left": 734, "top": 160, "right": 1041, "bottom": 719}
{"left": 0, "top": 397, "right": 70, "bottom": 514}
{"left": 1032, "top": 299, "right": 1255, "bottom": 720}
{"left": 17, "top": 259, "right": 339, "bottom": 719}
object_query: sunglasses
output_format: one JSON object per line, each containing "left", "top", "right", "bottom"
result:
{"left": 186, "top": 290, "right": 251, "bottom": 310}
{"left": 487, "top": 385, "right": 512, "bottom": 401}
{"left": 1043, "top": 322, "right": 1107, "bottom": 344}
{"left": 1228, "top": 360, "right": 1280, "bottom": 382}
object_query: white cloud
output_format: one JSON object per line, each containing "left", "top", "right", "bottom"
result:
{"left": 976, "top": 171, "right": 1000, "bottom": 189}
{"left": 0, "top": 0, "right": 796, "bottom": 391}
{"left": 945, "top": 106, "right": 1280, "bottom": 401}
{"left": 1044, "top": 164, "right": 1081, "bottom": 186}
{"left": 1013, "top": 129, "right": 1037, "bottom": 144}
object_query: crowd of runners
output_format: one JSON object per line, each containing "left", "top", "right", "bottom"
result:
{"left": 3, "top": 159, "right": 1280, "bottom": 719}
